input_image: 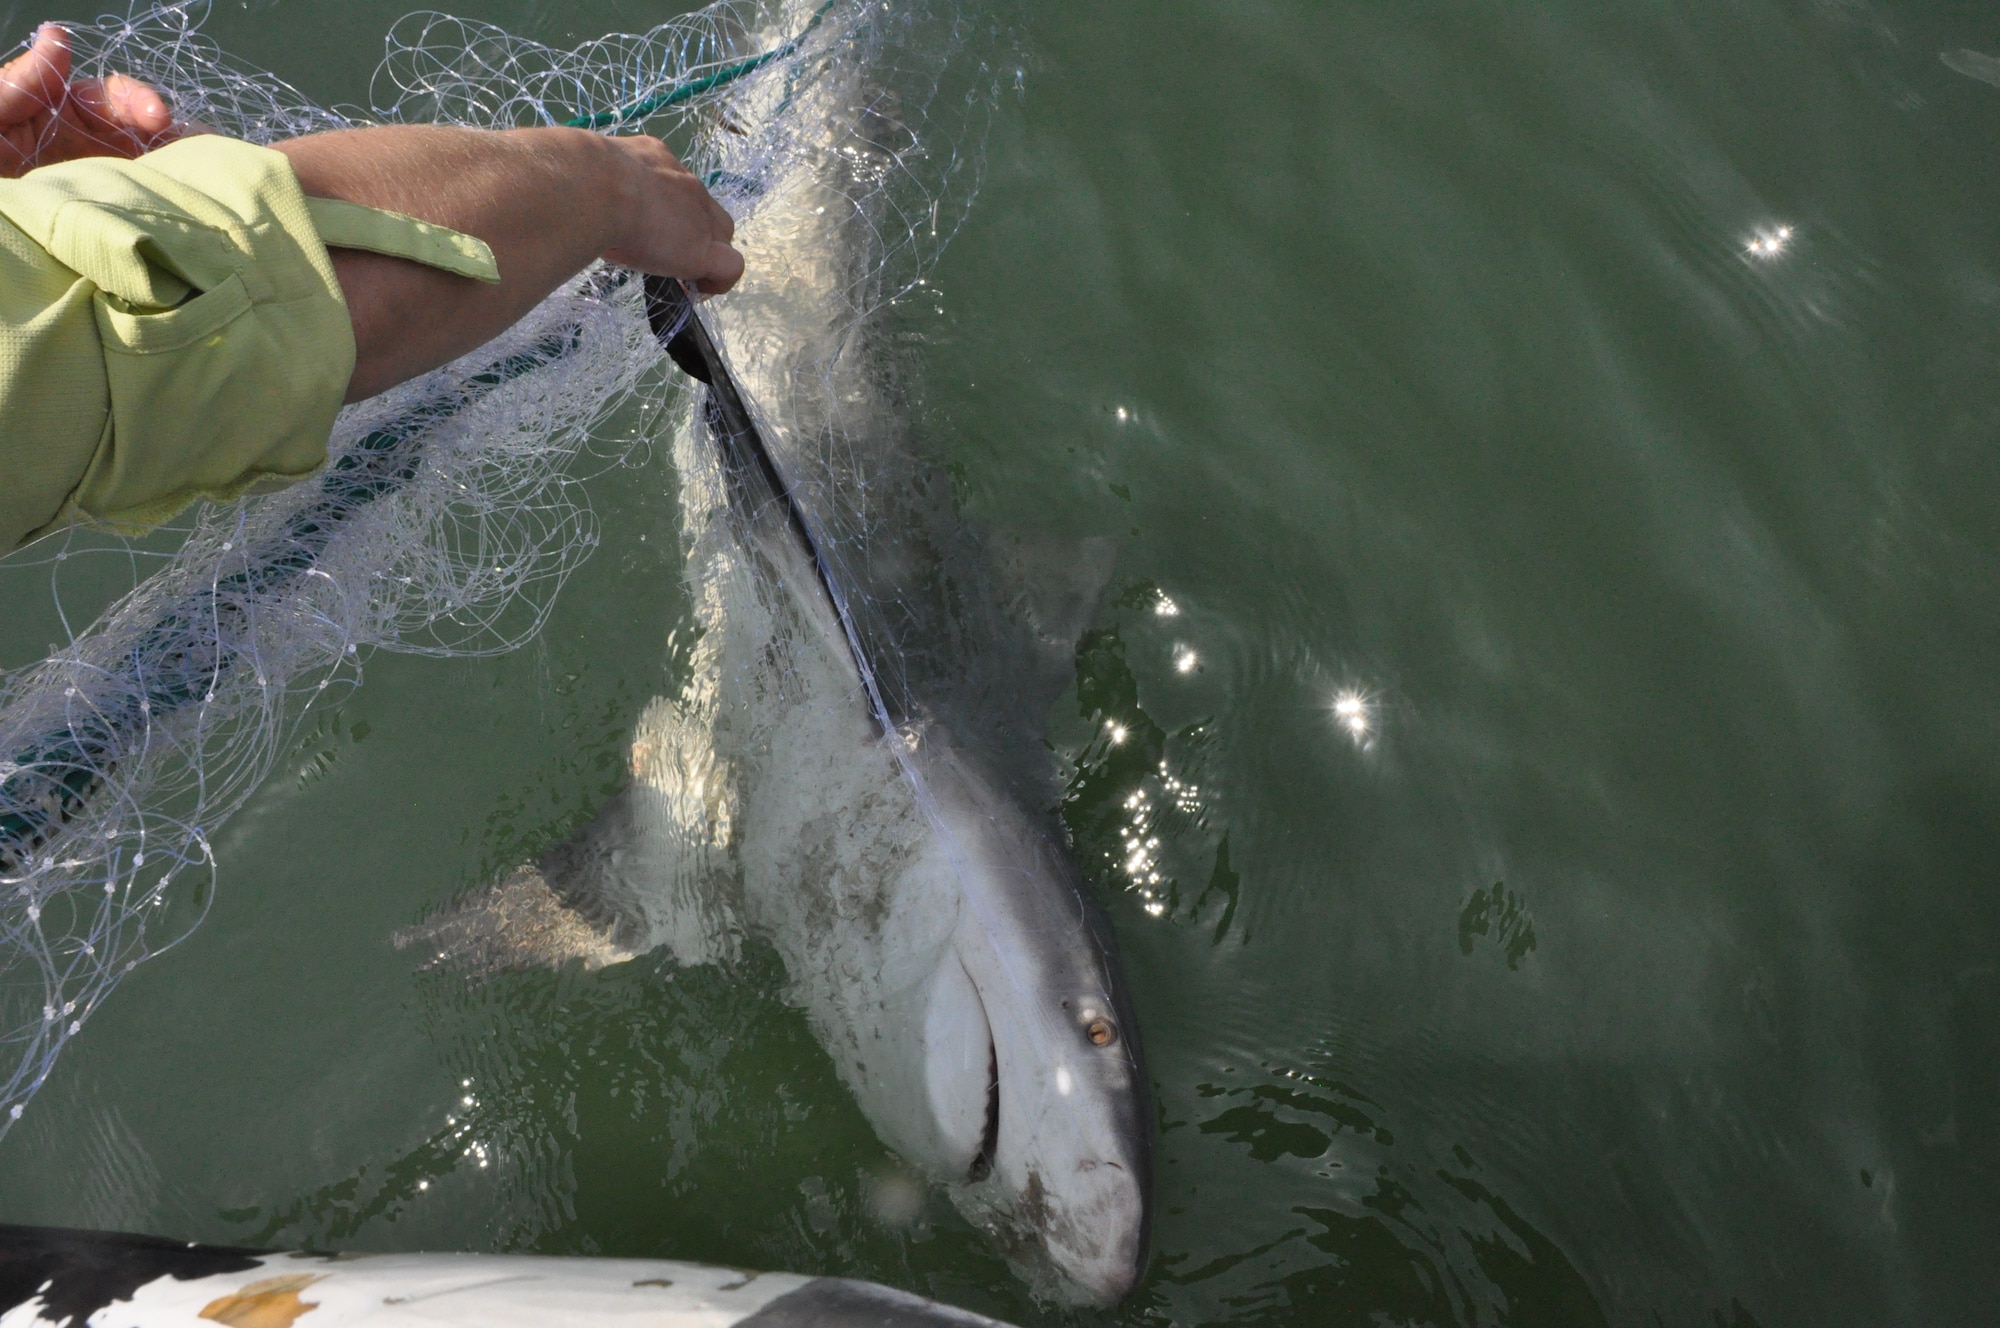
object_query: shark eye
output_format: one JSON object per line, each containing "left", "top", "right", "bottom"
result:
{"left": 1085, "top": 1017, "right": 1118, "bottom": 1047}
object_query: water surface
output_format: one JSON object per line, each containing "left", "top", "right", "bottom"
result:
{"left": 4, "top": 1, "right": 2000, "bottom": 1324}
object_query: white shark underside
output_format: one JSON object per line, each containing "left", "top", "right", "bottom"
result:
{"left": 399, "top": 1, "right": 1151, "bottom": 1306}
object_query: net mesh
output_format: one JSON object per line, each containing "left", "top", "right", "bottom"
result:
{"left": 0, "top": 0, "right": 989, "bottom": 1134}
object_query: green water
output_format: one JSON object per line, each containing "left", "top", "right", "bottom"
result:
{"left": 5, "top": 1, "right": 2000, "bottom": 1324}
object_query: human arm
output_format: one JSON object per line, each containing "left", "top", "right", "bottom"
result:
{"left": 0, "top": 28, "right": 742, "bottom": 547}
{"left": 272, "top": 125, "right": 743, "bottom": 402}
{"left": 6, "top": 22, "right": 742, "bottom": 403}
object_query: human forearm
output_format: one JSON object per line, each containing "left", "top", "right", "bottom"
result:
{"left": 271, "top": 125, "right": 740, "bottom": 401}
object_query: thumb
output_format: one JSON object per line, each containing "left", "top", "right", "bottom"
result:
{"left": 103, "top": 73, "right": 174, "bottom": 141}
{"left": 691, "top": 240, "right": 745, "bottom": 295}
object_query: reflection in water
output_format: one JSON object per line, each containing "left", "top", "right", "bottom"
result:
{"left": 1121, "top": 787, "right": 1162, "bottom": 887}
{"left": 1062, "top": 593, "right": 1629, "bottom": 1323}
{"left": 1068, "top": 614, "right": 1231, "bottom": 938}
{"left": 1161, "top": 763, "right": 1203, "bottom": 818}
{"left": 1331, "top": 689, "right": 1374, "bottom": 747}
{"left": 1456, "top": 884, "right": 1539, "bottom": 972}
{"left": 1939, "top": 48, "right": 2000, "bottom": 90}
{"left": 448, "top": 1078, "right": 492, "bottom": 1171}
{"left": 1745, "top": 224, "right": 1796, "bottom": 260}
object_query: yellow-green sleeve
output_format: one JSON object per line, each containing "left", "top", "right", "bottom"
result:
{"left": 0, "top": 136, "right": 498, "bottom": 554}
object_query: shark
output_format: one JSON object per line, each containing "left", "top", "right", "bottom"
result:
{"left": 396, "top": 6, "right": 1153, "bottom": 1307}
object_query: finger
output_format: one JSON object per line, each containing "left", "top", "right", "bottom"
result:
{"left": 103, "top": 73, "right": 175, "bottom": 141}
{"left": 0, "top": 24, "right": 71, "bottom": 125}
{"left": 0, "top": 122, "right": 37, "bottom": 179}
{"left": 33, "top": 116, "right": 133, "bottom": 166}
{"left": 664, "top": 167, "right": 734, "bottom": 242}
{"left": 60, "top": 77, "right": 163, "bottom": 157}
{"left": 691, "top": 240, "right": 745, "bottom": 295}
{"left": 57, "top": 65, "right": 187, "bottom": 161}
{"left": 704, "top": 190, "right": 735, "bottom": 243}
{"left": 623, "top": 132, "right": 687, "bottom": 173}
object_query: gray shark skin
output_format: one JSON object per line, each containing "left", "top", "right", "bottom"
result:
{"left": 399, "top": 6, "right": 1153, "bottom": 1307}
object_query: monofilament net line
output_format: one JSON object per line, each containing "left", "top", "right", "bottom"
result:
{"left": 0, "top": 0, "right": 887, "bottom": 1136}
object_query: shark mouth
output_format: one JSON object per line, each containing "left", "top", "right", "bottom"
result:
{"left": 968, "top": 1039, "right": 999, "bottom": 1183}
{"left": 923, "top": 954, "right": 998, "bottom": 1183}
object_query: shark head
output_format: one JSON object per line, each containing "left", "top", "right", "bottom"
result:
{"left": 887, "top": 735, "right": 1153, "bottom": 1307}
{"left": 973, "top": 949, "right": 1153, "bottom": 1306}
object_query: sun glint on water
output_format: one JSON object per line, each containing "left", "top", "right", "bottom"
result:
{"left": 1333, "top": 689, "right": 1373, "bottom": 744}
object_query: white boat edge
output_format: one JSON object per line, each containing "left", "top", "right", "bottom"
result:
{"left": 0, "top": 1225, "right": 1020, "bottom": 1327}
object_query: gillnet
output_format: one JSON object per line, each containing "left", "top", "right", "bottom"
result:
{"left": 0, "top": 0, "right": 990, "bottom": 1135}
{"left": 620, "top": 4, "right": 1149, "bottom": 1297}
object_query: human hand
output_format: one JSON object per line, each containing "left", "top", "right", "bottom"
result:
{"left": 598, "top": 134, "right": 744, "bottom": 295}
{"left": 0, "top": 23, "right": 179, "bottom": 179}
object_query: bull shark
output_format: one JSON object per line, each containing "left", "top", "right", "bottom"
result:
{"left": 397, "top": 5, "right": 1153, "bottom": 1306}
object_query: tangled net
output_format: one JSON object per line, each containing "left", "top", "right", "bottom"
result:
{"left": 0, "top": 0, "right": 988, "bottom": 1135}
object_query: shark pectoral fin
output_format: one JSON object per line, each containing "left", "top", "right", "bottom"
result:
{"left": 391, "top": 864, "right": 638, "bottom": 976}
{"left": 993, "top": 531, "right": 1119, "bottom": 708}
{"left": 535, "top": 784, "right": 658, "bottom": 948}
{"left": 389, "top": 736, "right": 690, "bottom": 974}
{"left": 528, "top": 784, "right": 748, "bottom": 972}
{"left": 620, "top": 695, "right": 744, "bottom": 968}
{"left": 616, "top": 780, "right": 743, "bottom": 968}
{"left": 401, "top": 696, "right": 744, "bottom": 979}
